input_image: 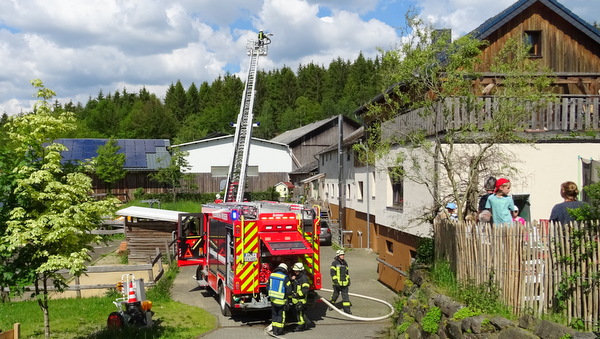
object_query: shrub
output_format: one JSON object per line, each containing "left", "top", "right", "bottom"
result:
{"left": 452, "top": 307, "right": 481, "bottom": 320}
{"left": 422, "top": 306, "right": 442, "bottom": 334}
{"left": 415, "top": 237, "right": 434, "bottom": 265}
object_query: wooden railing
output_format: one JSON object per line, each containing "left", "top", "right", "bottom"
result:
{"left": 383, "top": 95, "right": 600, "bottom": 137}
{"left": 434, "top": 219, "right": 600, "bottom": 331}
{"left": 3, "top": 245, "right": 173, "bottom": 297}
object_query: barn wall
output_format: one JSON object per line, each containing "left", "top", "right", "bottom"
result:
{"left": 477, "top": 3, "right": 600, "bottom": 76}
{"left": 125, "top": 220, "right": 176, "bottom": 263}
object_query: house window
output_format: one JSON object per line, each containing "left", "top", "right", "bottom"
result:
{"left": 524, "top": 31, "right": 541, "bottom": 57}
{"left": 357, "top": 181, "right": 364, "bottom": 201}
{"left": 386, "top": 240, "right": 394, "bottom": 254}
{"left": 370, "top": 171, "right": 376, "bottom": 199}
{"left": 347, "top": 150, "right": 351, "bottom": 162}
{"left": 347, "top": 184, "right": 351, "bottom": 200}
{"left": 211, "top": 166, "right": 228, "bottom": 177}
{"left": 388, "top": 167, "right": 403, "bottom": 209}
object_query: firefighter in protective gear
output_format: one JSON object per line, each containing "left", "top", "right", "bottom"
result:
{"left": 290, "top": 262, "right": 314, "bottom": 331}
{"left": 257, "top": 30, "right": 271, "bottom": 46}
{"left": 330, "top": 249, "right": 352, "bottom": 314}
{"left": 268, "top": 263, "right": 291, "bottom": 335}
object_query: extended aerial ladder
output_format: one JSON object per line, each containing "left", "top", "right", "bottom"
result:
{"left": 224, "top": 34, "right": 271, "bottom": 202}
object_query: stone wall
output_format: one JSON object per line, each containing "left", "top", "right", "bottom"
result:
{"left": 390, "top": 269, "right": 597, "bottom": 339}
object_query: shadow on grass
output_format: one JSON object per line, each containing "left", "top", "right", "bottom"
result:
{"left": 76, "top": 319, "right": 171, "bottom": 339}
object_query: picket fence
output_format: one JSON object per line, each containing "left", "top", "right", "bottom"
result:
{"left": 434, "top": 219, "right": 599, "bottom": 330}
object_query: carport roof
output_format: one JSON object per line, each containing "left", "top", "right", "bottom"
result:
{"left": 116, "top": 206, "right": 185, "bottom": 222}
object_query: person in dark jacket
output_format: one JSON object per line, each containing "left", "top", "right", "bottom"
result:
{"left": 290, "top": 262, "right": 314, "bottom": 331}
{"left": 550, "top": 181, "right": 585, "bottom": 225}
{"left": 268, "top": 263, "right": 291, "bottom": 336}
{"left": 478, "top": 176, "right": 496, "bottom": 222}
{"left": 330, "top": 249, "right": 351, "bottom": 314}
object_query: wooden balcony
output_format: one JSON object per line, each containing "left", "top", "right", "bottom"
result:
{"left": 382, "top": 95, "right": 600, "bottom": 139}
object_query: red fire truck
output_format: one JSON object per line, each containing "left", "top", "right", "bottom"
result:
{"left": 176, "top": 202, "right": 321, "bottom": 315}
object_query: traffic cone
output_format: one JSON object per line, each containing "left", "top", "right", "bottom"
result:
{"left": 127, "top": 281, "right": 137, "bottom": 303}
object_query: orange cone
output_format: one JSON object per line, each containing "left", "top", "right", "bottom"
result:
{"left": 127, "top": 281, "right": 137, "bottom": 303}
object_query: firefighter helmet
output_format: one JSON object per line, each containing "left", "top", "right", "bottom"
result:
{"left": 278, "top": 263, "right": 288, "bottom": 272}
{"left": 336, "top": 249, "right": 345, "bottom": 256}
{"left": 292, "top": 262, "right": 304, "bottom": 271}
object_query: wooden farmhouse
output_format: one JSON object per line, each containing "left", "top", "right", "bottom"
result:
{"left": 270, "top": 115, "right": 361, "bottom": 169}
{"left": 57, "top": 138, "right": 171, "bottom": 200}
{"left": 317, "top": 0, "right": 600, "bottom": 292}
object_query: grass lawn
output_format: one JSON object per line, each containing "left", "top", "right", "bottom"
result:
{"left": 0, "top": 296, "right": 215, "bottom": 338}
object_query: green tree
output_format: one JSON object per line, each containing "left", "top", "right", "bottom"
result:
{"left": 2, "top": 80, "right": 118, "bottom": 338}
{"left": 151, "top": 147, "right": 192, "bottom": 201}
{"left": 360, "top": 13, "right": 555, "bottom": 221}
{"left": 165, "top": 80, "right": 188, "bottom": 122}
{"left": 93, "top": 137, "right": 127, "bottom": 195}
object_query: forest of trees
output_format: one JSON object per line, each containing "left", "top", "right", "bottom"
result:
{"left": 1, "top": 52, "right": 382, "bottom": 143}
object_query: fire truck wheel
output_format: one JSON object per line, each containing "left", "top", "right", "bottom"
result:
{"left": 218, "top": 284, "right": 231, "bottom": 316}
{"left": 107, "top": 311, "right": 125, "bottom": 329}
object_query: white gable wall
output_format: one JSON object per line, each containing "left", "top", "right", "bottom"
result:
{"left": 176, "top": 137, "right": 293, "bottom": 173}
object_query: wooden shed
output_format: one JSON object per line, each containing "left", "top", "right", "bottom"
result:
{"left": 117, "top": 206, "right": 184, "bottom": 263}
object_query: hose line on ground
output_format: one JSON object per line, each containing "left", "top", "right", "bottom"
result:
{"left": 265, "top": 288, "right": 395, "bottom": 336}
{"left": 318, "top": 288, "right": 395, "bottom": 321}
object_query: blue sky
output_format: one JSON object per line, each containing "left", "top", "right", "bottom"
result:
{"left": 0, "top": 0, "right": 597, "bottom": 115}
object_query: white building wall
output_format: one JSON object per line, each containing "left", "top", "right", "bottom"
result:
{"left": 176, "top": 137, "right": 293, "bottom": 173}
{"left": 321, "top": 141, "right": 600, "bottom": 239}
{"left": 502, "top": 143, "right": 600, "bottom": 221}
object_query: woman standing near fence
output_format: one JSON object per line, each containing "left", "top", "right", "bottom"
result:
{"left": 549, "top": 181, "right": 585, "bottom": 225}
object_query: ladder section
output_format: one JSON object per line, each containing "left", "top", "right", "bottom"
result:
{"left": 225, "top": 40, "right": 267, "bottom": 202}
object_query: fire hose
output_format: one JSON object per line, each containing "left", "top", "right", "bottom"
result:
{"left": 265, "top": 288, "right": 395, "bottom": 336}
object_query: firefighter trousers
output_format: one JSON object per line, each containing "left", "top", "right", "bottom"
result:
{"left": 271, "top": 303, "right": 286, "bottom": 335}
{"left": 330, "top": 285, "right": 351, "bottom": 311}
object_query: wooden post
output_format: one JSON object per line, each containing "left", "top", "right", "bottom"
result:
{"left": 164, "top": 241, "right": 172, "bottom": 264}
{"left": 147, "top": 256, "right": 154, "bottom": 283}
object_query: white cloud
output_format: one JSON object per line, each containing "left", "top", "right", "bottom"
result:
{"left": 0, "top": 0, "right": 598, "bottom": 116}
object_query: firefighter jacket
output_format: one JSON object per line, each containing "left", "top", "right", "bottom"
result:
{"left": 331, "top": 257, "right": 350, "bottom": 287}
{"left": 290, "top": 271, "right": 310, "bottom": 305}
{"left": 268, "top": 267, "right": 291, "bottom": 306}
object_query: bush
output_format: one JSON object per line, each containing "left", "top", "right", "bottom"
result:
{"left": 452, "top": 306, "right": 481, "bottom": 320}
{"left": 422, "top": 306, "right": 442, "bottom": 334}
{"left": 415, "top": 237, "right": 434, "bottom": 266}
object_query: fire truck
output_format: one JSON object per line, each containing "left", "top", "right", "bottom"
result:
{"left": 175, "top": 33, "right": 322, "bottom": 315}
{"left": 176, "top": 202, "right": 321, "bottom": 315}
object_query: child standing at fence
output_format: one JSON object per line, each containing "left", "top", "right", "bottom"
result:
{"left": 511, "top": 206, "right": 526, "bottom": 225}
{"left": 485, "top": 178, "right": 516, "bottom": 226}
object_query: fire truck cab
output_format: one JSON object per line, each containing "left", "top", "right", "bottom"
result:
{"left": 176, "top": 201, "right": 321, "bottom": 316}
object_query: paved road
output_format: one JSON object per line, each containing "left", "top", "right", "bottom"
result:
{"left": 171, "top": 245, "right": 398, "bottom": 338}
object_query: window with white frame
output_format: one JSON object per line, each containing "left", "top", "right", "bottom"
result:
{"left": 388, "top": 167, "right": 403, "bottom": 209}
{"left": 357, "top": 181, "right": 364, "bottom": 201}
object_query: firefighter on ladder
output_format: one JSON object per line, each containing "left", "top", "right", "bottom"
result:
{"left": 257, "top": 30, "right": 271, "bottom": 46}
{"left": 329, "top": 249, "right": 352, "bottom": 314}
{"left": 290, "top": 262, "right": 314, "bottom": 331}
{"left": 268, "top": 263, "right": 291, "bottom": 336}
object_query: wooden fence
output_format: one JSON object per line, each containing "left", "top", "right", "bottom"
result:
{"left": 4, "top": 242, "right": 175, "bottom": 298}
{"left": 434, "top": 219, "right": 600, "bottom": 330}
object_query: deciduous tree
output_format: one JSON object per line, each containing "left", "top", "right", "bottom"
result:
{"left": 93, "top": 137, "right": 126, "bottom": 195}
{"left": 359, "top": 13, "right": 555, "bottom": 222}
{"left": 2, "top": 80, "right": 119, "bottom": 338}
